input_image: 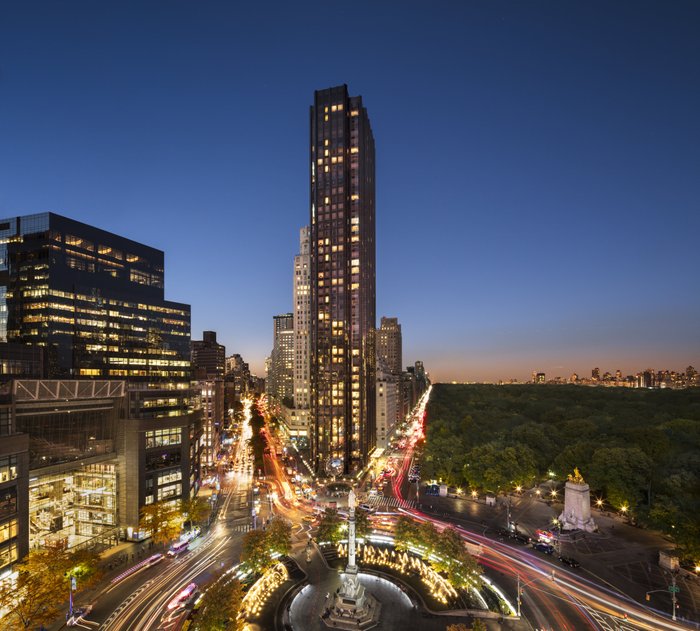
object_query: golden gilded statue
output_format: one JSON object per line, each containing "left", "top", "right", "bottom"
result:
{"left": 567, "top": 467, "right": 586, "bottom": 485}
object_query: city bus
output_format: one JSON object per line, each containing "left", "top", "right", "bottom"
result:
{"left": 167, "top": 540, "right": 190, "bottom": 557}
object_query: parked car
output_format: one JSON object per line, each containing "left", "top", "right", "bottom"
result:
{"left": 533, "top": 542, "right": 555, "bottom": 555}
{"left": 559, "top": 556, "right": 580, "bottom": 568}
{"left": 513, "top": 533, "right": 531, "bottom": 545}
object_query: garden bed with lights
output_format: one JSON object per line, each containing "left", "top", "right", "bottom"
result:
{"left": 320, "top": 540, "right": 514, "bottom": 617}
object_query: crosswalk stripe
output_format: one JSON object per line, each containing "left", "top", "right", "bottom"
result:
{"left": 365, "top": 496, "right": 416, "bottom": 509}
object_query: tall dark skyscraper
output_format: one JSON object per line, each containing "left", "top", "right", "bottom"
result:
{"left": 310, "top": 85, "right": 376, "bottom": 474}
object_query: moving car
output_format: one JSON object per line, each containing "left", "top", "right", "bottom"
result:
{"left": 559, "top": 555, "right": 580, "bottom": 568}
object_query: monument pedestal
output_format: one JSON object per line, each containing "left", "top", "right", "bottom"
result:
{"left": 559, "top": 480, "right": 597, "bottom": 532}
{"left": 323, "top": 571, "right": 381, "bottom": 630}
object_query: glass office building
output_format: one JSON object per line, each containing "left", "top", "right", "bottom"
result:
{"left": 0, "top": 213, "right": 201, "bottom": 536}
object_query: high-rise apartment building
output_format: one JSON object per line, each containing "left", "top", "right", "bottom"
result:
{"left": 376, "top": 362, "right": 399, "bottom": 449}
{"left": 269, "top": 314, "right": 294, "bottom": 405}
{"left": 310, "top": 84, "right": 376, "bottom": 474}
{"left": 293, "top": 227, "right": 311, "bottom": 411}
{"left": 377, "top": 317, "right": 402, "bottom": 376}
{"left": 0, "top": 213, "right": 201, "bottom": 534}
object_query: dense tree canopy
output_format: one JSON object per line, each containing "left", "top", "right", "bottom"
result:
{"left": 423, "top": 384, "right": 700, "bottom": 558}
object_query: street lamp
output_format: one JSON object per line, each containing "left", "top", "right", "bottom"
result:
{"left": 471, "top": 489, "right": 478, "bottom": 499}
{"left": 595, "top": 498, "right": 604, "bottom": 508}
{"left": 515, "top": 485, "right": 522, "bottom": 493}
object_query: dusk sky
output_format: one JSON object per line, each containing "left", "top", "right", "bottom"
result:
{"left": 1, "top": 1, "right": 698, "bottom": 382}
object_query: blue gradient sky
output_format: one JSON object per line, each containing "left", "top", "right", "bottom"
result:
{"left": 1, "top": 1, "right": 698, "bottom": 382}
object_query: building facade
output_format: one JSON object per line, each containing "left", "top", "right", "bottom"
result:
{"left": 293, "top": 227, "right": 311, "bottom": 411}
{"left": 192, "top": 331, "right": 225, "bottom": 467}
{"left": 310, "top": 85, "right": 376, "bottom": 474}
{"left": 375, "top": 363, "right": 399, "bottom": 449}
{"left": 0, "top": 213, "right": 201, "bottom": 536}
{"left": 191, "top": 331, "right": 225, "bottom": 380}
{"left": 0, "top": 396, "right": 29, "bottom": 578}
{"left": 377, "top": 317, "right": 402, "bottom": 376}
{"left": 269, "top": 314, "right": 295, "bottom": 405}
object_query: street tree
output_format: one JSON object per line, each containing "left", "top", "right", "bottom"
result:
{"left": 192, "top": 572, "right": 243, "bottom": 631}
{"left": 316, "top": 508, "right": 343, "bottom": 545}
{"left": 241, "top": 529, "right": 274, "bottom": 575}
{"left": 0, "top": 545, "right": 102, "bottom": 631}
{"left": 180, "top": 496, "right": 209, "bottom": 531}
{"left": 354, "top": 507, "right": 370, "bottom": 539}
{"left": 139, "top": 500, "right": 183, "bottom": 545}
{"left": 433, "top": 527, "right": 480, "bottom": 588}
{"left": 394, "top": 516, "right": 420, "bottom": 552}
{"left": 266, "top": 517, "right": 292, "bottom": 556}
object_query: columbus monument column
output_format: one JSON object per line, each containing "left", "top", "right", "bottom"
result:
{"left": 323, "top": 488, "right": 381, "bottom": 629}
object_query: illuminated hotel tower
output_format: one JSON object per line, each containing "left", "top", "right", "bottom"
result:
{"left": 310, "top": 84, "right": 376, "bottom": 474}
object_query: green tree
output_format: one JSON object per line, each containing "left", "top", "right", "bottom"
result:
{"left": 66, "top": 547, "right": 104, "bottom": 591}
{"left": 394, "top": 516, "right": 420, "bottom": 552}
{"left": 266, "top": 517, "right": 292, "bottom": 556}
{"left": 241, "top": 529, "right": 274, "bottom": 575}
{"left": 316, "top": 508, "right": 343, "bottom": 545}
{"left": 192, "top": 572, "right": 243, "bottom": 631}
{"left": 433, "top": 527, "right": 480, "bottom": 588}
{"left": 354, "top": 508, "right": 370, "bottom": 539}
{"left": 0, "top": 545, "right": 101, "bottom": 631}
{"left": 140, "top": 500, "right": 183, "bottom": 545}
{"left": 464, "top": 443, "right": 536, "bottom": 493}
{"left": 180, "top": 496, "right": 209, "bottom": 531}
{"left": 588, "top": 447, "right": 654, "bottom": 511}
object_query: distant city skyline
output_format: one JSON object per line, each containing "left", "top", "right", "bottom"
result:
{"left": 1, "top": 2, "right": 698, "bottom": 383}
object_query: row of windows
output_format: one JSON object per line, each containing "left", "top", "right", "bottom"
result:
{"left": 64, "top": 234, "right": 146, "bottom": 264}
{"left": 0, "top": 455, "right": 18, "bottom": 484}
{"left": 0, "top": 518, "right": 18, "bottom": 544}
{"left": 145, "top": 428, "right": 181, "bottom": 449}
{"left": 0, "top": 541, "right": 17, "bottom": 569}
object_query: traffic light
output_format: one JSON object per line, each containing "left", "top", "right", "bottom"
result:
{"left": 646, "top": 593, "right": 650, "bottom": 601}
